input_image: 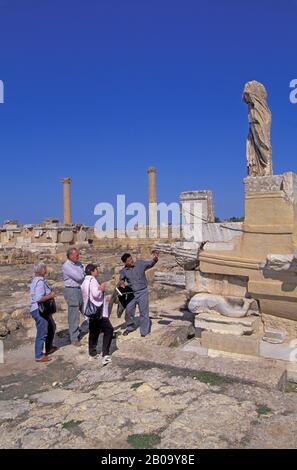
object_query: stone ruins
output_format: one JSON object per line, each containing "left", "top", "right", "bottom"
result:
{"left": 2, "top": 80, "right": 297, "bottom": 450}
{"left": 154, "top": 80, "right": 297, "bottom": 364}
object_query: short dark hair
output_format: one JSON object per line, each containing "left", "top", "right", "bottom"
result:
{"left": 121, "top": 253, "right": 131, "bottom": 264}
{"left": 85, "top": 263, "right": 98, "bottom": 275}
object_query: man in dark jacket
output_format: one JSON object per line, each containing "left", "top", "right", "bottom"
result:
{"left": 119, "top": 251, "right": 159, "bottom": 337}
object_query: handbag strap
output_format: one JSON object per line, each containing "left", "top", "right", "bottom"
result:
{"left": 87, "top": 277, "right": 93, "bottom": 302}
{"left": 87, "top": 277, "right": 104, "bottom": 304}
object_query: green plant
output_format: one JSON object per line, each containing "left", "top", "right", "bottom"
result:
{"left": 256, "top": 405, "right": 272, "bottom": 416}
{"left": 192, "top": 371, "right": 227, "bottom": 385}
{"left": 62, "top": 420, "right": 83, "bottom": 430}
{"left": 127, "top": 433, "right": 161, "bottom": 449}
{"left": 131, "top": 382, "right": 144, "bottom": 390}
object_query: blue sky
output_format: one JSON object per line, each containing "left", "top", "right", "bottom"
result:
{"left": 0, "top": 0, "right": 296, "bottom": 225}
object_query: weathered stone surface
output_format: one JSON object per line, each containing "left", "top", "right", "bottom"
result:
{"left": 267, "top": 253, "right": 296, "bottom": 271}
{"left": 154, "top": 271, "right": 185, "bottom": 288}
{"left": 60, "top": 231, "right": 74, "bottom": 243}
{"left": 11, "top": 308, "right": 28, "bottom": 321}
{"left": 261, "top": 252, "right": 297, "bottom": 278}
{"left": 201, "top": 331, "right": 259, "bottom": 356}
{"left": 0, "top": 322, "right": 9, "bottom": 337}
{"left": 180, "top": 190, "right": 215, "bottom": 229}
{"left": 259, "top": 341, "right": 297, "bottom": 362}
{"left": 0, "top": 400, "right": 30, "bottom": 421}
{"left": 46, "top": 230, "right": 58, "bottom": 243}
{"left": 243, "top": 80, "right": 272, "bottom": 176}
{"left": 181, "top": 338, "right": 208, "bottom": 356}
{"left": 77, "top": 230, "right": 87, "bottom": 242}
{"left": 0, "top": 312, "right": 9, "bottom": 322}
{"left": 33, "top": 229, "right": 43, "bottom": 238}
{"left": 262, "top": 313, "right": 297, "bottom": 342}
{"left": 153, "top": 242, "right": 200, "bottom": 270}
{"left": 194, "top": 311, "right": 261, "bottom": 336}
{"left": 196, "top": 312, "right": 261, "bottom": 328}
{"left": 186, "top": 271, "right": 248, "bottom": 298}
{"left": 244, "top": 172, "right": 297, "bottom": 204}
{"left": 32, "top": 389, "right": 73, "bottom": 405}
{"left": 67, "top": 367, "right": 126, "bottom": 391}
{"left": 156, "top": 321, "right": 195, "bottom": 347}
{"left": 6, "top": 318, "right": 21, "bottom": 332}
{"left": 196, "top": 320, "right": 253, "bottom": 336}
{"left": 161, "top": 393, "right": 257, "bottom": 448}
{"left": 189, "top": 293, "right": 255, "bottom": 318}
{"left": 248, "top": 414, "right": 297, "bottom": 449}
{"left": 116, "top": 340, "right": 287, "bottom": 390}
{"left": 262, "top": 328, "right": 287, "bottom": 344}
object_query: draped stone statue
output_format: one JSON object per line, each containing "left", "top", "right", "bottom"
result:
{"left": 243, "top": 80, "right": 272, "bottom": 176}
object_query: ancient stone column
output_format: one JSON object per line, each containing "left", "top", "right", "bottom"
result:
{"left": 61, "top": 178, "right": 72, "bottom": 225}
{"left": 148, "top": 166, "right": 158, "bottom": 237}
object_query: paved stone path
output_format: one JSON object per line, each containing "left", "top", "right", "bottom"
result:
{"left": 1, "top": 294, "right": 297, "bottom": 449}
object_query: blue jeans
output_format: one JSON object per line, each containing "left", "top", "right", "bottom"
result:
{"left": 31, "top": 309, "right": 56, "bottom": 359}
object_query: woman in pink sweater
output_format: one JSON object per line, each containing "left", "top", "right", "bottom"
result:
{"left": 81, "top": 264, "right": 114, "bottom": 365}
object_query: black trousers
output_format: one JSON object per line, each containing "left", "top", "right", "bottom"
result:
{"left": 45, "top": 314, "right": 56, "bottom": 353}
{"left": 89, "top": 315, "right": 114, "bottom": 357}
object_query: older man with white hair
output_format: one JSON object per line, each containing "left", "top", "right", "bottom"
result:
{"left": 63, "top": 247, "right": 85, "bottom": 345}
{"left": 29, "top": 262, "right": 57, "bottom": 363}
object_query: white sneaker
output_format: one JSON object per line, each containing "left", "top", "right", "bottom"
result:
{"left": 102, "top": 355, "right": 112, "bottom": 366}
{"left": 88, "top": 355, "right": 97, "bottom": 362}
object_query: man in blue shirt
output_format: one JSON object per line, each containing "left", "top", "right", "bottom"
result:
{"left": 62, "top": 247, "right": 85, "bottom": 345}
{"left": 119, "top": 251, "right": 159, "bottom": 337}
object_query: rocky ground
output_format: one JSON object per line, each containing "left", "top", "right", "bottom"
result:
{"left": 1, "top": 249, "right": 297, "bottom": 449}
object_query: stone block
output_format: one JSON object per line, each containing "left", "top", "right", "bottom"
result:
{"left": 154, "top": 271, "right": 186, "bottom": 288}
{"left": 60, "top": 230, "right": 74, "bottom": 243}
{"left": 196, "top": 319, "right": 252, "bottom": 335}
{"left": 186, "top": 271, "right": 248, "bottom": 297}
{"left": 262, "top": 328, "right": 287, "bottom": 344}
{"left": 195, "top": 312, "right": 261, "bottom": 336}
{"left": 77, "top": 230, "right": 86, "bottom": 242}
{"left": 259, "top": 340, "right": 297, "bottom": 362}
{"left": 201, "top": 330, "right": 259, "bottom": 356}
{"left": 157, "top": 321, "right": 195, "bottom": 347}
{"left": 181, "top": 338, "right": 208, "bottom": 356}
{"left": 0, "top": 312, "right": 9, "bottom": 322}
{"left": 196, "top": 312, "right": 260, "bottom": 328}
{"left": 33, "top": 229, "right": 43, "bottom": 238}
{"left": 0, "top": 322, "right": 9, "bottom": 337}
{"left": 46, "top": 230, "right": 58, "bottom": 243}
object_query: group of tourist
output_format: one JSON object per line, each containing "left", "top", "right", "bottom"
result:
{"left": 29, "top": 247, "right": 160, "bottom": 365}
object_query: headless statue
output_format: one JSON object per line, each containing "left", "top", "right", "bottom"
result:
{"left": 243, "top": 80, "right": 272, "bottom": 176}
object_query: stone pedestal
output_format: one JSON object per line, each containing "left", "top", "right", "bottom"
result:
{"left": 197, "top": 173, "right": 297, "bottom": 321}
